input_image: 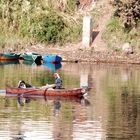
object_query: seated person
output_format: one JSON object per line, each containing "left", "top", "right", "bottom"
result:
{"left": 53, "top": 73, "right": 62, "bottom": 89}
{"left": 18, "top": 80, "right": 33, "bottom": 88}
{"left": 41, "top": 73, "right": 62, "bottom": 90}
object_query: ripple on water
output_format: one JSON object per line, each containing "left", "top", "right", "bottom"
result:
{"left": 73, "top": 120, "right": 106, "bottom": 140}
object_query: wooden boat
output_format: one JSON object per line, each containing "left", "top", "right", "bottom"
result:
{"left": 22, "top": 52, "right": 42, "bottom": 63}
{"left": 0, "top": 60, "right": 19, "bottom": 65}
{"left": 0, "top": 53, "right": 20, "bottom": 60}
{"left": 6, "top": 88, "right": 84, "bottom": 97}
{"left": 42, "top": 55, "right": 62, "bottom": 63}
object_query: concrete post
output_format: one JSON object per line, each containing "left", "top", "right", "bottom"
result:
{"left": 82, "top": 16, "right": 93, "bottom": 48}
{"left": 80, "top": 73, "right": 89, "bottom": 88}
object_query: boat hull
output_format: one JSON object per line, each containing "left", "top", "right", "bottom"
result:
{"left": 6, "top": 88, "right": 83, "bottom": 97}
{"left": 0, "top": 53, "right": 20, "bottom": 60}
{"left": 22, "top": 53, "right": 42, "bottom": 62}
{"left": 43, "top": 55, "right": 62, "bottom": 63}
{"left": 0, "top": 60, "right": 19, "bottom": 65}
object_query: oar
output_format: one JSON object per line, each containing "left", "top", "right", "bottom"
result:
{"left": 43, "top": 88, "right": 48, "bottom": 101}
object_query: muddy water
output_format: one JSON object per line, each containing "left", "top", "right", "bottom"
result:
{"left": 0, "top": 61, "right": 140, "bottom": 140}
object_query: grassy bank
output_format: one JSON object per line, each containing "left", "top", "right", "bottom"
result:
{"left": 0, "top": 0, "right": 82, "bottom": 50}
{"left": 103, "top": 17, "right": 140, "bottom": 52}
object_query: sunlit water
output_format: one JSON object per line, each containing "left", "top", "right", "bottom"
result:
{"left": 0, "top": 61, "right": 140, "bottom": 140}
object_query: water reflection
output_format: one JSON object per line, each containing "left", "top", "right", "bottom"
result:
{"left": 23, "top": 60, "right": 42, "bottom": 66}
{"left": 17, "top": 94, "right": 31, "bottom": 107}
{"left": 42, "top": 63, "right": 62, "bottom": 72}
{"left": 0, "top": 63, "right": 140, "bottom": 139}
{"left": 53, "top": 98, "right": 61, "bottom": 116}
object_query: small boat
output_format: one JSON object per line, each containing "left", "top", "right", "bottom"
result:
{"left": 0, "top": 60, "right": 19, "bottom": 65}
{"left": 6, "top": 88, "right": 84, "bottom": 97}
{"left": 42, "top": 63, "right": 62, "bottom": 71}
{"left": 0, "top": 53, "right": 20, "bottom": 60}
{"left": 22, "top": 52, "right": 42, "bottom": 63}
{"left": 42, "top": 55, "right": 62, "bottom": 63}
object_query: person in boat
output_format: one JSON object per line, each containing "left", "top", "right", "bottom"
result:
{"left": 53, "top": 73, "right": 62, "bottom": 89}
{"left": 41, "top": 73, "right": 62, "bottom": 90}
{"left": 18, "top": 80, "right": 33, "bottom": 88}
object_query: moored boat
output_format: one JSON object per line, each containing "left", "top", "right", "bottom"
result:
{"left": 22, "top": 52, "right": 42, "bottom": 63}
{"left": 42, "top": 55, "right": 62, "bottom": 63}
{"left": 0, "top": 60, "right": 19, "bottom": 65}
{"left": 6, "top": 87, "right": 84, "bottom": 97}
{"left": 0, "top": 53, "right": 20, "bottom": 60}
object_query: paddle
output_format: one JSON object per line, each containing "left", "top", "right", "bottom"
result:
{"left": 43, "top": 88, "right": 48, "bottom": 101}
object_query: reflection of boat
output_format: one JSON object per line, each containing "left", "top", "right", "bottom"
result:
{"left": 42, "top": 63, "right": 62, "bottom": 71}
{"left": 22, "top": 52, "right": 42, "bottom": 63}
{"left": 0, "top": 53, "right": 20, "bottom": 60}
{"left": 23, "top": 60, "right": 42, "bottom": 66}
{"left": 0, "top": 60, "right": 19, "bottom": 65}
{"left": 42, "top": 55, "right": 62, "bottom": 63}
{"left": 6, "top": 88, "right": 84, "bottom": 97}
{"left": 23, "top": 60, "right": 35, "bottom": 65}
{"left": 6, "top": 94, "right": 83, "bottom": 102}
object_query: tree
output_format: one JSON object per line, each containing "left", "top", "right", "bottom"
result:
{"left": 113, "top": 0, "right": 140, "bottom": 29}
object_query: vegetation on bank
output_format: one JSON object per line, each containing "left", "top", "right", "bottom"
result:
{"left": 0, "top": 0, "right": 82, "bottom": 49}
{"left": 0, "top": 0, "right": 139, "bottom": 52}
{"left": 103, "top": 0, "right": 140, "bottom": 51}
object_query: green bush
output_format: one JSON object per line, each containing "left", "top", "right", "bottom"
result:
{"left": 34, "top": 12, "right": 65, "bottom": 43}
{"left": 33, "top": 11, "right": 82, "bottom": 44}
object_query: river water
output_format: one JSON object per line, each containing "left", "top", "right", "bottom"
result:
{"left": 0, "top": 60, "right": 140, "bottom": 140}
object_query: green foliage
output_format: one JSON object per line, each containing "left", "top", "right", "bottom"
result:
{"left": 113, "top": 0, "right": 140, "bottom": 29}
{"left": 106, "top": 17, "right": 122, "bottom": 32}
{"left": 66, "top": 0, "right": 77, "bottom": 14}
{"left": 0, "top": 0, "right": 82, "bottom": 47}
{"left": 35, "top": 12, "right": 65, "bottom": 43}
{"left": 103, "top": 17, "right": 140, "bottom": 51}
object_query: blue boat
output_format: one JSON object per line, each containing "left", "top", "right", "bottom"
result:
{"left": 42, "top": 55, "right": 62, "bottom": 63}
{"left": 42, "top": 63, "right": 62, "bottom": 71}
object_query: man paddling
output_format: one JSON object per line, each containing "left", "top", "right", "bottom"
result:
{"left": 41, "top": 73, "right": 62, "bottom": 90}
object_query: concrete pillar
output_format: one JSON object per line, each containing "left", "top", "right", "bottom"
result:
{"left": 82, "top": 16, "right": 93, "bottom": 48}
{"left": 80, "top": 73, "right": 89, "bottom": 88}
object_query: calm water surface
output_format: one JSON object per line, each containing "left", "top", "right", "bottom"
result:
{"left": 0, "top": 61, "right": 140, "bottom": 140}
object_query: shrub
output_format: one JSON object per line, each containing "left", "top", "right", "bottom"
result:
{"left": 113, "top": 0, "right": 140, "bottom": 29}
{"left": 34, "top": 12, "right": 65, "bottom": 43}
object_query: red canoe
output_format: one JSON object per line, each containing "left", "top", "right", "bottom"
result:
{"left": 6, "top": 88, "right": 84, "bottom": 97}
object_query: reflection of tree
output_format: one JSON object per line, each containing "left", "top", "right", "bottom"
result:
{"left": 120, "top": 94, "right": 139, "bottom": 139}
{"left": 106, "top": 88, "right": 140, "bottom": 139}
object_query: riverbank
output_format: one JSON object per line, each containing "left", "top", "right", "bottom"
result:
{"left": 22, "top": 43, "right": 140, "bottom": 65}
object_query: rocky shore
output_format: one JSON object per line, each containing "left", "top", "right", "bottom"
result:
{"left": 26, "top": 44, "right": 140, "bottom": 65}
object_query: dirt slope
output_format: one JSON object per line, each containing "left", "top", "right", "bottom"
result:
{"left": 91, "top": 0, "right": 113, "bottom": 51}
